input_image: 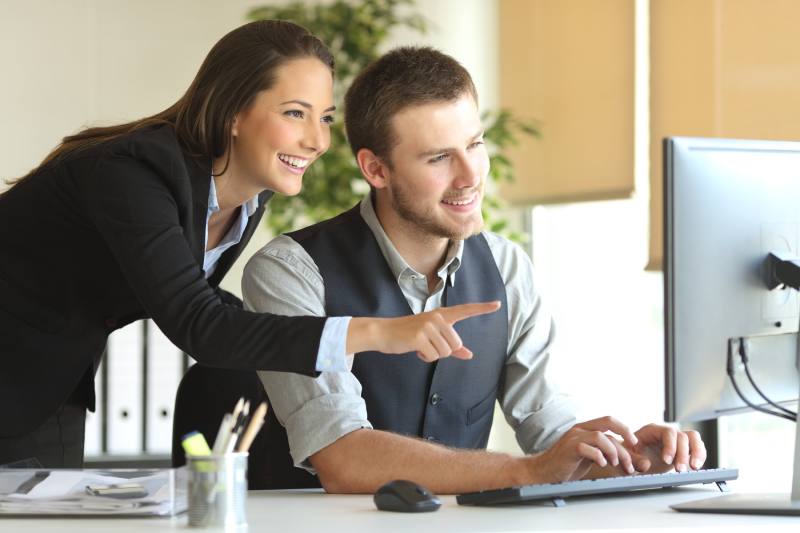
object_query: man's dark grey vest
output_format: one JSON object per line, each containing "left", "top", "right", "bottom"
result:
{"left": 261, "top": 204, "right": 508, "bottom": 488}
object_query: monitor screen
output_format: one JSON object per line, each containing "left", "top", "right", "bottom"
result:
{"left": 664, "top": 137, "right": 800, "bottom": 423}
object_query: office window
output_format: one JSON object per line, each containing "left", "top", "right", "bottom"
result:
{"left": 718, "top": 410, "right": 795, "bottom": 491}
{"left": 498, "top": 0, "right": 635, "bottom": 205}
{"left": 649, "top": 0, "right": 800, "bottom": 269}
{"left": 488, "top": 196, "right": 662, "bottom": 454}
{"left": 529, "top": 198, "right": 663, "bottom": 428}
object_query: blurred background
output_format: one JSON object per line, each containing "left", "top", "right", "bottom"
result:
{"left": 2, "top": 0, "right": 799, "bottom": 492}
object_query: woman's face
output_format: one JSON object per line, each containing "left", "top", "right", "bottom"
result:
{"left": 228, "top": 57, "right": 334, "bottom": 196}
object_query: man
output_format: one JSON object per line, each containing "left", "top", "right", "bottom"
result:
{"left": 242, "top": 47, "right": 706, "bottom": 494}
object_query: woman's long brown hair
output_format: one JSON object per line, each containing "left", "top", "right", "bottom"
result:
{"left": 8, "top": 19, "right": 333, "bottom": 185}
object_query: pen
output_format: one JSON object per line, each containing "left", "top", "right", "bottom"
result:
{"left": 230, "top": 397, "right": 245, "bottom": 423}
{"left": 239, "top": 400, "right": 251, "bottom": 428}
{"left": 236, "top": 402, "right": 268, "bottom": 452}
{"left": 211, "top": 413, "right": 234, "bottom": 455}
{"left": 226, "top": 401, "right": 250, "bottom": 453}
{"left": 211, "top": 397, "right": 245, "bottom": 455}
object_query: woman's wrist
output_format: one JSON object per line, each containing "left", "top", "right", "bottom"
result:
{"left": 346, "top": 317, "right": 383, "bottom": 354}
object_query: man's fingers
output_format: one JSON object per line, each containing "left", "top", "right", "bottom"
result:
{"left": 584, "top": 431, "right": 621, "bottom": 468}
{"left": 576, "top": 442, "right": 608, "bottom": 468}
{"left": 439, "top": 301, "right": 501, "bottom": 324}
{"left": 610, "top": 438, "right": 635, "bottom": 474}
{"left": 687, "top": 430, "right": 707, "bottom": 470}
{"left": 632, "top": 454, "right": 652, "bottom": 473}
{"left": 577, "top": 416, "right": 638, "bottom": 446}
{"left": 674, "top": 431, "right": 690, "bottom": 472}
{"left": 660, "top": 426, "right": 678, "bottom": 465}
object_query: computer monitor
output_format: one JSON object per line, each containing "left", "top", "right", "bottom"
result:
{"left": 663, "top": 136, "right": 800, "bottom": 514}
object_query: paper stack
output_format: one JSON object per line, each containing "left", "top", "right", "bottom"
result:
{"left": 0, "top": 467, "right": 187, "bottom": 517}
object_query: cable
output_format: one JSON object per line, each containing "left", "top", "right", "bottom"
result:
{"left": 728, "top": 373, "right": 795, "bottom": 422}
{"left": 726, "top": 340, "right": 796, "bottom": 422}
{"left": 738, "top": 339, "right": 797, "bottom": 418}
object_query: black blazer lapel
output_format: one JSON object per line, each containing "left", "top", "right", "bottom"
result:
{"left": 207, "top": 190, "right": 273, "bottom": 286}
{"left": 183, "top": 152, "right": 212, "bottom": 267}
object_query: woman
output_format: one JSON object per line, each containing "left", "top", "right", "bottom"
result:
{"left": 0, "top": 20, "right": 497, "bottom": 468}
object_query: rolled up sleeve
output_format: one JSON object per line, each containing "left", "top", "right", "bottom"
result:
{"left": 502, "top": 295, "right": 577, "bottom": 454}
{"left": 243, "top": 236, "right": 368, "bottom": 472}
{"left": 258, "top": 371, "right": 371, "bottom": 472}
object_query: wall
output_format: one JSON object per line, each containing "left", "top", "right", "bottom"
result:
{"left": 1, "top": 0, "right": 272, "bottom": 184}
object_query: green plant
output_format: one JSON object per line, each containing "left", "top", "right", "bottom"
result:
{"left": 247, "top": 0, "right": 539, "bottom": 241}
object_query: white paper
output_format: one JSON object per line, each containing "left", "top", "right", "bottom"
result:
{"left": 0, "top": 468, "right": 186, "bottom": 516}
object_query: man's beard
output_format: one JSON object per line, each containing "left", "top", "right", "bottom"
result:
{"left": 389, "top": 181, "right": 484, "bottom": 241}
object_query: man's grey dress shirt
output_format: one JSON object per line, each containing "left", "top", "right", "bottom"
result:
{"left": 242, "top": 195, "right": 576, "bottom": 472}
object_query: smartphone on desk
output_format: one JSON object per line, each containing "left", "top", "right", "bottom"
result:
{"left": 85, "top": 483, "right": 148, "bottom": 499}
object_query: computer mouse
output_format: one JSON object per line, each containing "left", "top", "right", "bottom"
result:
{"left": 373, "top": 479, "right": 441, "bottom": 512}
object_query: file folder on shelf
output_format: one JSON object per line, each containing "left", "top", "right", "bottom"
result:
{"left": 106, "top": 321, "right": 144, "bottom": 455}
{"left": 83, "top": 359, "right": 104, "bottom": 457}
{"left": 145, "top": 320, "right": 183, "bottom": 454}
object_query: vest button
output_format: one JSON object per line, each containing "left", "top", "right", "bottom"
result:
{"left": 430, "top": 392, "right": 442, "bottom": 406}
{"left": 425, "top": 435, "right": 436, "bottom": 441}
{"left": 104, "top": 317, "right": 118, "bottom": 328}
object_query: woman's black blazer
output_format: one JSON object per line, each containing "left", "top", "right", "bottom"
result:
{"left": 0, "top": 125, "right": 325, "bottom": 437}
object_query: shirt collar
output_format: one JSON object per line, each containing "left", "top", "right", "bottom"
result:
{"left": 243, "top": 194, "right": 259, "bottom": 217}
{"left": 358, "top": 194, "right": 463, "bottom": 287}
{"left": 208, "top": 176, "right": 220, "bottom": 213}
{"left": 208, "top": 177, "right": 260, "bottom": 215}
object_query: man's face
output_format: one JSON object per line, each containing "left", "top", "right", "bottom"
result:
{"left": 380, "top": 94, "right": 489, "bottom": 241}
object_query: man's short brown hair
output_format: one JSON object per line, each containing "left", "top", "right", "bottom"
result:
{"left": 344, "top": 47, "right": 478, "bottom": 164}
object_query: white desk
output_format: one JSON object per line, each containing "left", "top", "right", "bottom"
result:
{"left": 2, "top": 488, "right": 798, "bottom": 532}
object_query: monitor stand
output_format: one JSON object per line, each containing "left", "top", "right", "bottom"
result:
{"left": 671, "top": 370, "right": 800, "bottom": 516}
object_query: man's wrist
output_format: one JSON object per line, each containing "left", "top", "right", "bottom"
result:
{"left": 520, "top": 452, "right": 565, "bottom": 485}
{"left": 507, "top": 455, "right": 538, "bottom": 486}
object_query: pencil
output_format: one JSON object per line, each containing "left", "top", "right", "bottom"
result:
{"left": 236, "top": 402, "right": 268, "bottom": 452}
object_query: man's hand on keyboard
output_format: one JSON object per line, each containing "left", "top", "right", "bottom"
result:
{"left": 527, "top": 417, "right": 708, "bottom": 485}
{"left": 528, "top": 416, "right": 640, "bottom": 483}
{"left": 623, "top": 423, "right": 707, "bottom": 474}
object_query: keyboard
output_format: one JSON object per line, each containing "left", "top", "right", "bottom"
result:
{"left": 456, "top": 468, "right": 738, "bottom": 507}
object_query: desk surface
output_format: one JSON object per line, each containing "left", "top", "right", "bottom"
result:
{"left": 2, "top": 487, "right": 798, "bottom": 532}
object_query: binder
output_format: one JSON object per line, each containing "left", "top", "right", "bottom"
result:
{"left": 83, "top": 360, "right": 104, "bottom": 457}
{"left": 105, "top": 321, "right": 144, "bottom": 455}
{"left": 145, "top": 320, "right": 183, "bottom": 454}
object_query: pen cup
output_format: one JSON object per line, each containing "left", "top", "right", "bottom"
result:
{"left": 186, "top": 452, "right": 248, "bottom": 529}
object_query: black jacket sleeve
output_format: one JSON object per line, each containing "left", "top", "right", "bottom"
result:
{"left": 82, "top": 143, "right": 324, "bottom": 376}
{"left": 215, "top": 287, "right": 244, "bottom": 308}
